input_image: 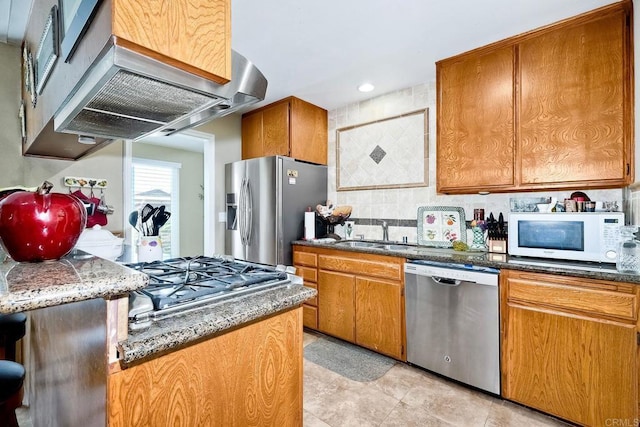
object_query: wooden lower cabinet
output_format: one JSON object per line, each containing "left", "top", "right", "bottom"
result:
{"left": 355, "top": 277, "right": 403, "bottom": 356}
{"left": 293, "top": 250, "right": 319, "bottom": 329}
{"left": 501, "top": 269, "right": 639, "bottom": 426}
{"left": 107, "top": 308, "right": 303, "bottom": 426}
{"left": 293, "top": 245, "right": 405, "bottom": 361}
{"left": 318, "top": 270, "right": 356, "bottom": 342}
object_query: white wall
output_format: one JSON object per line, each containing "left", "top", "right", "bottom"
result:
{"left": 197, "top": 114, "right": 242, "bottom": 255}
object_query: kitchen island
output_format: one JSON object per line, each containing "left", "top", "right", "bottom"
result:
{"left": 0, "top": 251, "right": 315, "bottom": 426}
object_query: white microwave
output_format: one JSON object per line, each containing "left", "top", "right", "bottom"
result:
{"left": 508, "top": 212, "right": 625, "bottom": 263}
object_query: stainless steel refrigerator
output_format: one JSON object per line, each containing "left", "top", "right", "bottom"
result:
{"left": 225, "top": 156, "right": 327, "bottom": 266}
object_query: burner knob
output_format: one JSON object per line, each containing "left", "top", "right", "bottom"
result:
{"left": 285, "top": 266, "right": 297, "bottom": 274}
{"left": 275, "top": 264, "right": 286, "bottom": 272}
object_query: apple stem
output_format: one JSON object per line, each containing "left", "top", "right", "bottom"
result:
{"left": 36, "top": 181, "right": 54, "bottom": 195}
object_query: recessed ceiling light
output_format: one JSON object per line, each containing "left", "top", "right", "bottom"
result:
{"left": 358, "top": 83, "right": 375, "bottom": 93}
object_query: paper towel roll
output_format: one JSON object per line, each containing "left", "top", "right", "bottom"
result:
{"left": 304, "top": 212, "right": 315, "bottom": 240}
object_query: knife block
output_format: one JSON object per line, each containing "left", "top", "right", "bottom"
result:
{"left": 488, "top": 239, "right": 507, "bottom": 254}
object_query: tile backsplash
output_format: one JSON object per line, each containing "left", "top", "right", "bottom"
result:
{"left": 327, "top": 81, "right": 626, "bottom": 242}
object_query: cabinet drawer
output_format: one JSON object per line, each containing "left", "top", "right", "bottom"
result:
{"left": 507, "top": 277, "right": 637, "bottom": 321}
{"left": 303, "top": 304, "right": 318, "bottom": 329}
{"left": 295, "top": 265, "right": 317, "bottom": 283}
{"left": 304, "top": 283, "right": 317, "bottom": 307}
{"left": 318, "top": 255, "right": 402, "bottom": 281}
{"left": 293, "top": 251, "right": 317, "bottom": 267}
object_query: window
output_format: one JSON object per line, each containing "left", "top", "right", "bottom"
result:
{"left": 131, "top": 158, "right": 181, "bottom": 259}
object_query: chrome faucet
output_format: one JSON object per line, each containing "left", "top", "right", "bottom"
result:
{"left": 382, "top": 221, "right": 389, "bottom": 241}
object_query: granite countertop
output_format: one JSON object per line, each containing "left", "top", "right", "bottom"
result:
{"left": 293, "top": 239, "right": 640, "bottom": 284}
{"left": 0, "top": 249, "right": 148, "bottom": 314}
{"left": 119, "top": 284, "right": 316, "bottom": 366}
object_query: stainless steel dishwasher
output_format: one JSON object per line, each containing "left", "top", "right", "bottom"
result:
{"left": 405, "top": 259, "right": 500, "bottom": 394}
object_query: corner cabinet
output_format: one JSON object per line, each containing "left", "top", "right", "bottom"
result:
{"left": 242, "top": 97, "right": 328, "bottom": 165}
{"left": 437, "top": 1, "right": 633, "bottom": 194}
{"left": 293, "top": 245, "right": 405, "bottom": 361}
{"left": 500, "top": 269, "right": 639, "bottom": 426}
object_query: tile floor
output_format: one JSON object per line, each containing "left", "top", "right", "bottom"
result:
{"left": 16, "top": 331, "right": 571, "bottom": 427}
{"left": 303, "top": 330, "right": 571, "bottom": 427}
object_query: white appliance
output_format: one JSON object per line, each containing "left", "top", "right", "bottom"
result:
{"left": 508, "top": 212, "right": 624, "bottom": 263}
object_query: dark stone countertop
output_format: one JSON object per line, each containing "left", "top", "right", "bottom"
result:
{"left": 119, "top": 283, "right": 316, "bottom": 366}
{"left": 0, "top": 249, "right": 148, "bottom": 314}
{"left": 292, "top": 240, "right": 640, "bottom": 284}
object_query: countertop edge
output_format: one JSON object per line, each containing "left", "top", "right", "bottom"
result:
{"left": 0, "top": 252, "right": 149, "bottom": 314}
{"left": 292, "top": 240, "right": 640, "bottom": 284}
{"left": 118, "top": 286, "right": 316, "bottom": 366}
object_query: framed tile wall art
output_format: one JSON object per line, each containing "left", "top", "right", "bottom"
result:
{"left": 336, "top": 108, "right": 428, "bottom": 191}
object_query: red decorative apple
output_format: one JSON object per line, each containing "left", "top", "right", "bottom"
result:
{"left": 0, "top": 181, "right": 87, "bottom": 262}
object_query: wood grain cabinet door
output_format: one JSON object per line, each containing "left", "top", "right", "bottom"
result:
{"left": 436, "top": 46, "right": 515, "bottom": 193}
{"left": 262, "top": 102, "right": 291, "bottom": 157}
{"left": 290, "top": 97, "right": 328, "bottom": 165}
{"left": 503, "top": 304, "right": 636, "bottom": 426}
{"left": 355, "top": 277, "right": 403, "bottom": 359}
{"left": 241, "top": 112, "right": 264, "bottom": 160}
{"left": 501, "top": 269, "right": 639, "bottom": 426}
{"left": 318, "top": 270, "right": 355, "bottom": 342}
{"left": 518, "top": 9, "right": 632, "bottom": 188}
{"left": 112, "top": 0, "right": 231, "bottom": 83}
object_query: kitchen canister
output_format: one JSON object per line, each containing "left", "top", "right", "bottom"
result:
{"left": 138, "top": 236, "right": 163, "bottom": 262}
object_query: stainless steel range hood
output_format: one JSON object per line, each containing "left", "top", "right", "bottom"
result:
{"left": 54, "top": 38, "right": 267, "bottom": 141}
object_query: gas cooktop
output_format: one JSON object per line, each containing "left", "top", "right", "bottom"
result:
{"left": 126, "top": 255, "right": 297, "bottom": 329}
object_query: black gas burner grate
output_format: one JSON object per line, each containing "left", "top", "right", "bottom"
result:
{"left": 126, "top": 256, "right": 288, "bottom": 310}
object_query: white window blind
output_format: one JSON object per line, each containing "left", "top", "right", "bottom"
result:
{"left": 132, "top": 158, "right": 181, "bottom": 259}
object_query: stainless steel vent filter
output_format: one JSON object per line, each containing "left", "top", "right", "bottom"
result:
{"left": 62, "top": 70, "right": 221, "bottom": 139}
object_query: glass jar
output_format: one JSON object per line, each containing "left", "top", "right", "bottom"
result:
{"left": 617, "top": 226, "right": 640, "bottom": 274}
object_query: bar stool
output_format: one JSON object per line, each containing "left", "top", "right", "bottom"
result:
{"left": 0, "top": 313, "right": 26, "bottom": 361}
{"left": 0, "top": 360, "right": 25, "bottom": 427}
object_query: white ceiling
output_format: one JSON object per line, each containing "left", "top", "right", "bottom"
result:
{"left": 1, "top": 0, "right": 621, "bottom": 112}
{"left": 0, "top": 0, "right": 31, "bottom": 44}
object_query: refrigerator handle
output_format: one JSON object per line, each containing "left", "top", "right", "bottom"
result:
{"left": 245, "top": 178, "right": 253, "bottom": 245}
{"left": 239, "top": 178, "right": 247, "bottom": 246}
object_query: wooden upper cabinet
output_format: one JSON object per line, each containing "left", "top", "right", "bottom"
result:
{"left": 437, "top": 47, "right": 515, "bottom": 192}
{"left": 242, "top": 96, "right": 328, "bottom": 165}
{"left": 241, "top": 111, "right": 263, "bottom": 160}
{"left": 112, "top": 0, "right": 231, "bottom": 83}
{"left": 262, "top": 102, "right": 290, "bottom": 156}
{"left": 519, "top": 9, "right": 630, "bottom": 187}
{"left": 436, "top": 1, "right": 633, "bottom": 194}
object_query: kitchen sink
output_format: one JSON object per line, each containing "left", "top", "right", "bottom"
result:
{"left": 380, "top": 244, "right": 414, "bottom": 251}
{"left": 332, "top": 241, "right": 460, "bottom": 255}
{"left": 333, "top": 241, "right": 418, "bottom": 252}
{"left": 334, "top": 241, "right": 383, "bottom": 248}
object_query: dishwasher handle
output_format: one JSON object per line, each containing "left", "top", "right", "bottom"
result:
{"left": 431, "top": 276, "right": 462, "bottom": 286}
